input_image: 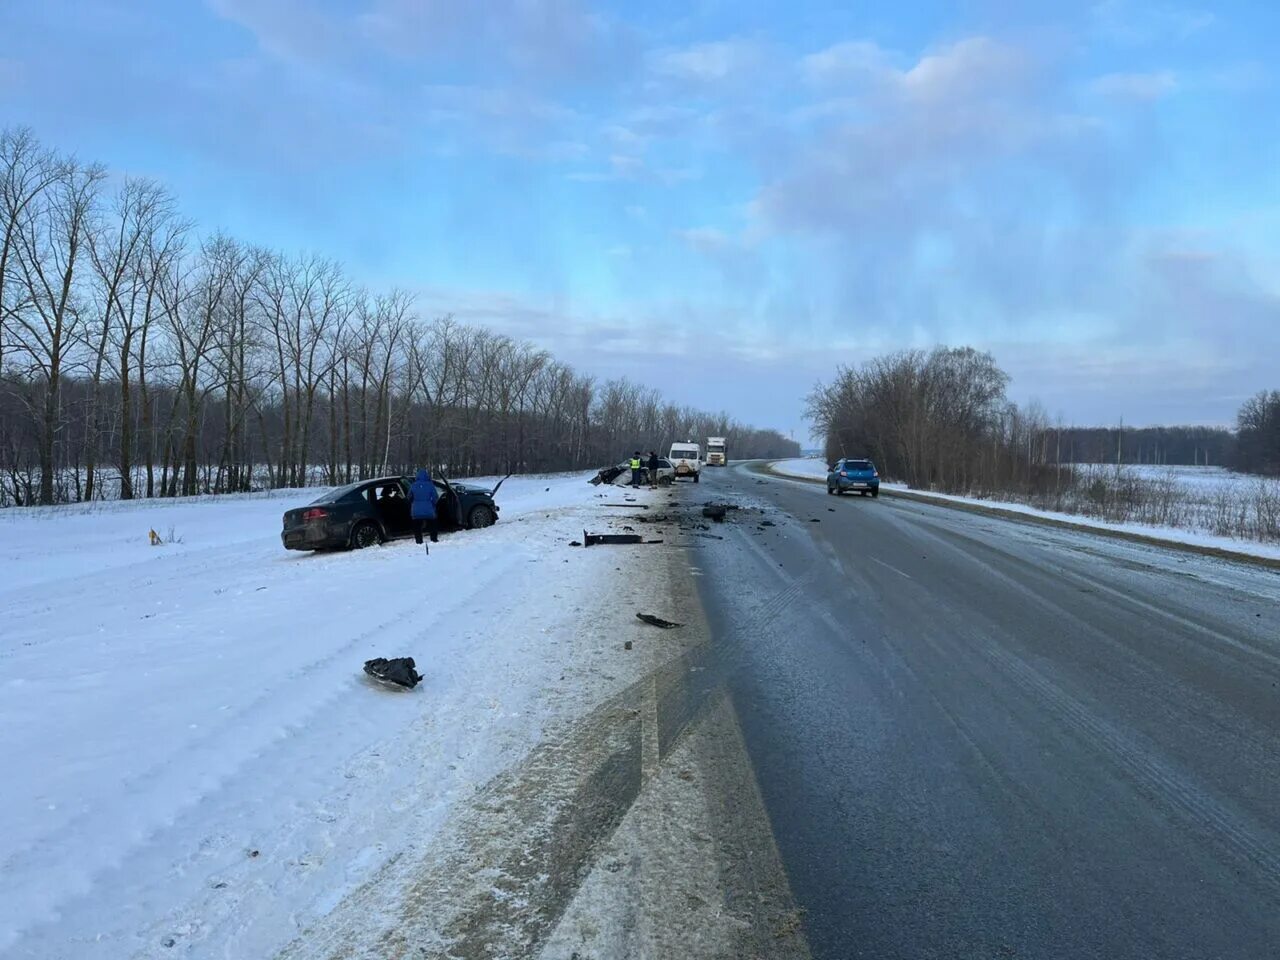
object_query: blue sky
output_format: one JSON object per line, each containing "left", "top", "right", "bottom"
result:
{"left": 3, "top": 0, "right": 1277, "bottom": 440}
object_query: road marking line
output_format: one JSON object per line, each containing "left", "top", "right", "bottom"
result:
{"left": 869, "top": 556, "right": 913, "bottom": 580}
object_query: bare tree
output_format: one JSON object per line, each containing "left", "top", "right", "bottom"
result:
{"left": 0, "top": 128, "right": 61, "bottom": 380}
{"left": 8, "top": 157, "right": 105, "bottom": 503}
{"left": 0, "top": 131, "right": 802, "bottom": 507}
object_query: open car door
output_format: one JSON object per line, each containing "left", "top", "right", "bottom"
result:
{"left": 435, "top": 475, "right": 465, "bottom": 527}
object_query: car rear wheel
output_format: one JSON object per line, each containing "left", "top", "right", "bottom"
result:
{"left": 468, "top": 504, "right": 497, "bottom": 529}
{"left": 659, "top": 475, "right": 672, "bottom": 487}
{"left": 872, "top": 489, "right": 879, "bottom": 498}
{"left": 351, "top": 521, "right": 382, "bottom": 549}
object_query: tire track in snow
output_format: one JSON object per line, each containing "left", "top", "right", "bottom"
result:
{"left": 274, "top": 546, "right": 819, "bottom": 959}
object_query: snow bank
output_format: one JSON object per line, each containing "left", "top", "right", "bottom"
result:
{"left": 769, "top": 458, "right": 829, "bottom": 481}
{"left": 0, "top": 473, "right": 675, "bottom": 958}
{"left": 883, "top": 485, "right": 1280, "bottom": 562}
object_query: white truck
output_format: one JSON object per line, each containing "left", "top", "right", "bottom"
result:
{"left": 706, "top": 436, "right": 727, "bottom": 466}
{"left": 668, "top": 441, "right": 702, "bottom": 482}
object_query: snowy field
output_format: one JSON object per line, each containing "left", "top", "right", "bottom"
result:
{"left": 769, "top": 458, "right": 829, "bottom": 481}
{"left": 768, "top": 458, "right": 1280, "bottom": 560}
{"left": 0, "top": 474, "right": 679, "bottom": 958}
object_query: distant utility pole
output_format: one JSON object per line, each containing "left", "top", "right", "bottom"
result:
{"left": 1117, "top": 416, "right": 1123, "bottom": 465}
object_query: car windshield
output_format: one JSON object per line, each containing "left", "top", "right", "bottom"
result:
{"left": 845, "top": 461, "right": 873, "bottom": 471}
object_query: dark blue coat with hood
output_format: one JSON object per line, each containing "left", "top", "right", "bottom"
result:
{"left": 409, "top": 468, "right": 439, "bottom": 520}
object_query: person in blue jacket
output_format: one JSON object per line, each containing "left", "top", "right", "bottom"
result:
{"left": 408, "top": 468, "right": 440, "bottom": 554}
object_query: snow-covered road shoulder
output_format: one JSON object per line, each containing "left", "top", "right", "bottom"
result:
{"left": 0, "top": 475, "right": 691, "bottom": 959}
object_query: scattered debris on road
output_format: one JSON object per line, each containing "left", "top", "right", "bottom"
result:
{"left": 636, "top": 613, "right": 682, "bottom": 629}
{"left": 586, "top": 529, "right": 645, "bottom": 545}
{"left": 363, "top": 657, "right": 423, "bottom": 689}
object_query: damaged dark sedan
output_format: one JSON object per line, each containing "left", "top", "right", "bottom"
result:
{"left": 281, "top": 475, "right": 503, "bottom": 551}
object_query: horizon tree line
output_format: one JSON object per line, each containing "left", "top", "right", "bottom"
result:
{"left": 0, "top": 127, "right": 799, "bottom": 507}
{"left": 807, "top": 346, "right": 1276, "bottom": 493}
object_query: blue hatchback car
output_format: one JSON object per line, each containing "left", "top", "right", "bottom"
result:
{"left": 827, "top": 458, "right": 880, "bottom": 497}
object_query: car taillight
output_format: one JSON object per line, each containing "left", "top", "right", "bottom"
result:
{"left": 872, "top": 471, "right": 879, "bottom": 478}
{"left": 302, "top": 508, "right": 328, "bottom": 521}
{"left": 840, "top": 470, "right": 848, "bottom": 477}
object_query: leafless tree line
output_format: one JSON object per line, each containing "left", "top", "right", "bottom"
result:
{"left": 1234, "top": 390, "right": 1280, "bottom": 476}
{"left": 0, "top": 128, "right": 798, "bottom": 507}
{"left": 807, "top": 346, "right": 1029, "bottom": 492}
{"left": 806, "top": 346, "right": 1279, "bottom": 543}
{"left": 1047, "top": 425, "right": 1234, "bottom": 467}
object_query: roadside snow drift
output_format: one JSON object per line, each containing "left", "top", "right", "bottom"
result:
{"left": 768, "top": 458, "right": 1280, "bottom": 562}
{"left": 0, "top": 474, "right": 673, "bottom": 958}
{"left": 770, "top": 458, "right": 828, "bottom": 481}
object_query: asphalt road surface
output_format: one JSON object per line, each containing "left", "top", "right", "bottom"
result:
{"left": 692, "top": 464, "right": 1280, "bottom": 960}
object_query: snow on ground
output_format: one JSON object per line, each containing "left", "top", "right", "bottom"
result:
{"left": 769, "top": 458, "right": 828, "bottom": 481}
{"left": 767, "top": 458, "right": 1280, "bottom": 562}
{"left": 1076, "top": 462, "right": 1256, "bottom": 491}
{"left": 0, "top": 474, "right": 675, "bottom": 959}
{"left": 879, "top": 485, "right": 1280, "bottom": 562}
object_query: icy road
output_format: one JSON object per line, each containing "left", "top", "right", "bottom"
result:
{"left": 690, "top": 462, "right": 1280, "bottom": 960}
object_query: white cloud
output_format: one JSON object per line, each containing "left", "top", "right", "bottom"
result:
{"left": 416, "top": 85, "right": 586, "bottom": 159}
{"left": 1090, "top": 70, "right": 1178, "bottom": 100}
{"left": 800, "top": 40, "right": 894, "bottom": 88}
{"left": 206, "top": 0, "right": 354, "bottom": 67}
{"left": 208, "top": 0, "right": 634, "bottom": 86}
{"left": 566, "top": 154, "right": 696, "bottom": 184}
{"left": 898, "top": 37, "right": 1030, "bottom": 104}
{"left": 758, "top": 36, "right": 1068, "bottom": 239}
{"left": 647, "top": 38, "right": 771, "bottom": 89}
{"left": 800, "top": 36, "right": 1029, "bottom": 105}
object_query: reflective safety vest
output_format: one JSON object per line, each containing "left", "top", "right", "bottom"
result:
{"left": 629, "top": 458, "right": 641, "bottom": 469}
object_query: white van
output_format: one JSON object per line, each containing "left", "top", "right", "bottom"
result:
{"left": 668, "top": 442, "right": 702, "bottom": 482}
